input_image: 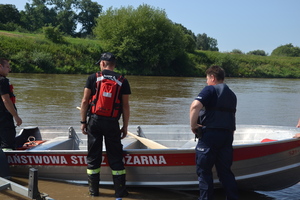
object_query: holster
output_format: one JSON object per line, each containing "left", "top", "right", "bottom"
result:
{"left": 195, "top": 127, "right": 203, "bottom": 140}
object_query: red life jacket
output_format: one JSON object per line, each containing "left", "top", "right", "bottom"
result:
{"left": 90, "top": 72, "right": 124, "bottom": 118}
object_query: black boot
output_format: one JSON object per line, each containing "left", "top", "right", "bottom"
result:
{"left": 88, "top": 174, "right": 100, "bottom": 196}
{"left": 113, "top": 174, "right": 129, "bottom": 198}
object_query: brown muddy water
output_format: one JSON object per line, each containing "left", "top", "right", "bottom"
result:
{"left": 1, "top": 74, "right": 300, "bottom": 199}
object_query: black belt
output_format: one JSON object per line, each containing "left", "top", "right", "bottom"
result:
{"left": 90, "top": 114, "right": 118, "bottom": 121}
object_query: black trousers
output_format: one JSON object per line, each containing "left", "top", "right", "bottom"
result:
{"left": 0, "top": 111, "right": 16, "bottom": 149}
{"left": 86, "top": 115, "right": 125, "bottom": 171}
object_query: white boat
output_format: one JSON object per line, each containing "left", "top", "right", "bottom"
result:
{"left": 3, "top": 125, "right": 300, "bottom": 191}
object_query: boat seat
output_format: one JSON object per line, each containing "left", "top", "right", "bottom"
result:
{"left": 123, "top": 138, "right": 146, "bottom": 149}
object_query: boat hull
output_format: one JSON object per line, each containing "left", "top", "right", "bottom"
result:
{"left": 4, "top": 125, "right": 300, "bottom": 191}
{"left": 6, "top": 149, "right": 198, "bottom": 188}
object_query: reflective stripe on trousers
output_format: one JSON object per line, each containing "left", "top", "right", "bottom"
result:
{"left": 87, "top": 168, "right": 100, "bottom": 175}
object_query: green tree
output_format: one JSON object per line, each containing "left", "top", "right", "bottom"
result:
{"left": 0, "top": 4, "right": 20, "bottom": 24}
{"left": 175, "top": 23, "right": 196, "bottom": 41}
{"left": 231, "top": 49, "right": 243, "bottom": 54}
{"left": 49, "top": 0, "right": 78, "bottom": 36}
{"left": 93, "top": 4, "right": 187, "bottom": 75}
{"left": 271, "top": 43, "right": 300, "bottom": 57}
{"left": 175, "top": 23, "right": 196, "bottom": 52}
{"left": 76, "top": 0, "right": 102, "bottom": 36}
{"left": 20, "top": 0, "right": 56, "bottom": 32}
{"left": 55, "top": 10, "right": 77, "bottom": 35}
{"left": 196, "top": 33, "right": 218, "bottom": 51}
{"left": 2, "top": 1, "right": 104, "bottom": 37}
{"left": 247, "top": 50, "right": 267, "bottom": 56}
{"left": 184, "top": 34, "right": 196, "bottom": 53}
{"left": 43, "top": 25, "right": 66, "bottom": 43}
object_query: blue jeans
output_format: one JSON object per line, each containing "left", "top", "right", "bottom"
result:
{"left": 196, "top": 129, "right": 238, "bottom": 200}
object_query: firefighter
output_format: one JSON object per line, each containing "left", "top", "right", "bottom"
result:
{"left": 0, "top": 58, "right": 22, "bottom": 151}
{"left": 80, "top": 52, "right": 131, "bottom": 199}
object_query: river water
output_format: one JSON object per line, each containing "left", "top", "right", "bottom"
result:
{"left": 1, "top": 73, "right": 300, "bottom": 199}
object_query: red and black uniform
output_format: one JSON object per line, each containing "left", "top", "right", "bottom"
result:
{"left": 0, "top": 76, "right": 16, "bottom": 149}
{"left": 84, "top": 69, "right": 131, "bottom": 197}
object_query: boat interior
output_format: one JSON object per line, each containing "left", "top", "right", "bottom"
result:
{"left": 13, "top": 125, "right": 299, "bottom": 151}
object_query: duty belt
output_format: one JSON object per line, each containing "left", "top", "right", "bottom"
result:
{"left": 90, "top": 114, "right": 118, "bottom": 121}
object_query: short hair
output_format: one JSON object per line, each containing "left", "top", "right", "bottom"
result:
{"left": 103, "top": 60, "right": 116, "bottom": 66}
{"left": 0, "top": 58, "right": 9, "bottom": 66}
{"left": 205, "top": 65, "right": 225, "bottom": 81}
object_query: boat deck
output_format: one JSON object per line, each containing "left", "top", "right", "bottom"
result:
{"left": 14, "top": 125, "right": 299, "bottom": 151}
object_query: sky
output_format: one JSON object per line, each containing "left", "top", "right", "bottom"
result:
{"left": 1, "top": 0, "right": 299, "bottom": 54}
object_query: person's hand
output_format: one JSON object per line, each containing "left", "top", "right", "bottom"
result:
{"left": 191, "top": 124, "right": 202, "bottom": 135}
{"left": 81, "top": 124, "right": 87, "bottom": 135}
{"left": 120, "top": 127, "right": 128, "bottom": 139}
{"left": 296, "top": 119, "right": 300, "bottom": 128}
{"left": 293, "top": 133, "right": 300, "bottom": 138}
{"left": 14, "top": 115, "right": 22, "bottom": 126}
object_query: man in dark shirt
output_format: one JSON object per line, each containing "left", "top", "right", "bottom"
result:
{"left": 190, "top": 65, "right": 238, "bottom": 200}
{"left": 0, "top": 58, "right": 22, "bottom": 150}
{"left": 80, "top": 53, "right": 131, "bottom": 198}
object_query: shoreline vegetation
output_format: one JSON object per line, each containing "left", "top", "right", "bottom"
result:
{"left": 1, "top": 30, "right": 300, "bottom": 78}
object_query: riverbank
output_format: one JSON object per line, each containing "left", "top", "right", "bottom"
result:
{"left": 1, "top": 30, "right": 300, "bottom": 78}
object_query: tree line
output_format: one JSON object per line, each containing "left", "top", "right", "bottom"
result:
{"left": 0, "top": 2, "right": 299, "bottom": 77}
{"left": 1, "top": 1, "right": 299, "bottom": 57}
{"left": 0, "top": 0, "right": 102, "bottom": 37}
{"left": 1, "top": 30, "right": 299, "bottom": 78}
{"left": 1, "top": 1, "right": 300, "bottom": 56}
{"left": 0, "top": 1, "right": 218, "bottom": 50}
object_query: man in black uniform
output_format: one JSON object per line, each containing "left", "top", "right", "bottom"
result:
{"left": 0, "top": 58, "right": 22, "bottom": 150}
{"left": 190, "top": 65, "right": 238, "bottom": 200}
{"left": 80, "top": 53, "right": 131, "bottom": 198}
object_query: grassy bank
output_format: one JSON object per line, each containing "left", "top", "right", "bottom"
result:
{"left": 1, "top": 30, "right": 300, "bottom": 78}
{"left": 0, "top": 31, "right": 103, "bottom": 74}
{"left": 190, "top": 51, "right": 300, "bottom": 78}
